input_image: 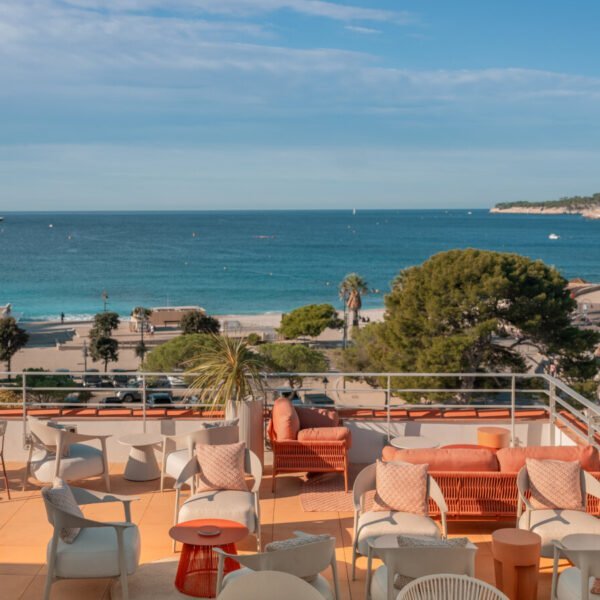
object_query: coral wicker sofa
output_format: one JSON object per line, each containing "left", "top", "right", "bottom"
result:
{"left": 268, "top": 397, "right": 352, "bottom": 492}
{"left": 382, "top": 444, "right": 600, "bottom": 519}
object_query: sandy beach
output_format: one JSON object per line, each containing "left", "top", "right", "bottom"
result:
{"left": 10, "top": 308, "right": 386, "bottom": 373}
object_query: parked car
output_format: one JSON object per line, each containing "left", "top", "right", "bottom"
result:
{"left": 82, "top": 370, "right": 102, "bottom": 387}
{"left": 115, "top": 378, "right": 171, "bottom": 402}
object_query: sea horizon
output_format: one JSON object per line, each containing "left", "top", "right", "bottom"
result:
{"left": 2, "top": 209, "right": 599, "bottom": 321}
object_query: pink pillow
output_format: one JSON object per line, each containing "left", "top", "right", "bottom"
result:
{"left": 295, "top": 407, "right": 339, "bottom": 429}
{"left": 497, "top": 445, "right": 600, "bottom": 472}
{"left": 382, "top": 446, "right": 499, "bottom": 472}
{"left": 195, "top": 441, "right": 248, "bottom": 492}
{"left": 269, "top": 397, "right": 300, "bottom": 441}
{"left": 526, "top": 458, "right": 584, "bottom": 510}
{"left": 373, "top": 460, "right": 428, "bottom": 515}
{"left": 297, "top": 426, "right": 351, "bottom": 447}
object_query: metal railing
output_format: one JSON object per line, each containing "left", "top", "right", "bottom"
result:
{"left": 0, "top": 370, "right": 598, "bottom": 449}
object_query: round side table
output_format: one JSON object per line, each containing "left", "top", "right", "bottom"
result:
{"left": 118, "top": 433, "right": 163, "bottom": 481}
{"left": 492, "top": 528, "right": 541, "bottom": 600}
{"left": 169, "top": 518, "right": 248, "bottom": 599}
{"left": 390, "top": 435, "right": 439, "bottom": 450}
{"left": 477, "top": 426, "right": 510, "bottom": 449}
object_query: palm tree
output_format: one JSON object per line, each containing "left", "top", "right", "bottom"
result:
{"left": 132, "top": 306, "right": 152, "bottom": 364}
{"left": 185, "top": 335, "right": 266, "bottom": 415}
{"left": 339, "top": 273, "right": 368, "bottom": 328}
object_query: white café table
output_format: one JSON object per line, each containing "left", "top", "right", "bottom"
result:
{"left": 118, "top": 433, "right": 163, "bottom": 481}
{"left": 389, "top": 435, "right": 439, "bottom": 450}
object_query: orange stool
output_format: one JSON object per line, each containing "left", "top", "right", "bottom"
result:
{"left": 477, "top": 426, "right": 510, "bottom": 449}
{"left": 492, "top": 528, "right": 541, "bottom": 600}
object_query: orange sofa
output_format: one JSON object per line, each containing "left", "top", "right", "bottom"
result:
{"left": 382, "top": 445, "right": 600, "bottom": 519}
{"left": 268, "top": 397, "right": 352, "bottom": 492}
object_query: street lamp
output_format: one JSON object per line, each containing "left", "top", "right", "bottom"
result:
{"left": 101, "top": 290, "right": 109, "bottom": 312}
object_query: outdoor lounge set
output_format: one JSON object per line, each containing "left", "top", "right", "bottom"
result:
{"left": 13, "top": 396, "right": 600, "bottom": 599}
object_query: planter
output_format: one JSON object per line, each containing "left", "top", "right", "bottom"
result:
{"left": 226, "top": 399, "right": 264, "bottom": 464}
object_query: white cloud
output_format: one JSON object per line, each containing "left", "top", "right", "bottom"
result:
{"left": 344, "top": 25, "right": 381, "bottom": 34}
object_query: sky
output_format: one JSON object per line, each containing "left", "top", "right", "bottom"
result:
{"left": 1, "top": 0, "right": 600, "bottom": 210}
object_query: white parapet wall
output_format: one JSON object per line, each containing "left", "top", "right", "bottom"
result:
{"left": 346, "top": 418, "right": 578, "bottom": 463}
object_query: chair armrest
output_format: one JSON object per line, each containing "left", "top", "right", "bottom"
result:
{"left": 428, "top": 475, "right": 448, "bottom": 537}
{"left": 54, "top": 504, "right": 136, "bottom": 531}
{"left": 71, "top": 487, "right": 139, "bottom": 521}
{"left": 516, "top": 466, "right": 534, "bottom": 512}
{"left": 353, "top": 463, "right": 376, "bottom": 514}
{"left": 583, "top": 471, "right": 600, "bottom": 501}
{"left": 64, "top": 431, "right": 111, "bottom": 445}
{"left": 175, "top": 457, "right": 200, "bottom": 489}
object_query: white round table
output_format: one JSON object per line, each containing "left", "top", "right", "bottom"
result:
{"left": 390, "top": 435, "right": 439, "bottom": 449}
{"left": 118, "top": 433, "right": 163, "bottom": 481}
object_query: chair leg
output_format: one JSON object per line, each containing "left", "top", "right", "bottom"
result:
{"left": 1, "top": 455, "right": 10, "bottom": 500}
{"left": 271, "top": 468, "right": 276, "bottom": 493}
{"left": 119, "top": 570, "right": 129, "bottom": 600}
{"left": 343, "top": 466, "right": 349, "bottom": 493}
{"left": 43, "top": 573, "right": 53, "bottom": 600}
{"left": 351, "top": 543, "right": 357, "bottom": 581}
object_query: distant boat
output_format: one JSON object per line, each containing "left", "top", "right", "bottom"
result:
{"left": 467, "top": 211, "right": 473, "bottom": 215}
{"left": 0, "top": 217, "right": 3, "bottom": 222}
{"left": 353, "top": 208, "right": 356, "bottom": 215}
{"left": 548, "top": 233, "right": 560, "bottom": 240}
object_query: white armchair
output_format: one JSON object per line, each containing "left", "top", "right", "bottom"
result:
{"left": 552, "top": 534, "right": 600, "bottom": 600}
{"left": 24, "top": 417, "right": 111, "bottom": 491}
{"left": 160, "top": 420, "right": 238, "bottom": 492}
{"left": 517, "top": 466, "right": 600, "bottom": 557}
{"left": 41, "top": 484, "right": 140, "bottom": 600}
{"left": 366, "top": 535, "right": 477, "bottom": 600}
{"left": 352, "top": 463, "right": 448, "bottom": 580}
{"left": 215, "top": 531, "right": 340, "bottom": 599}
{"left": 173, "top": 448, "right": 262, "bottom": 550}
{"left": 396, "top": 574, "right": 508, "bottom": 600}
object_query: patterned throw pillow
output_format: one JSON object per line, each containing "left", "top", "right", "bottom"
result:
{"left": 41, "top": 478, "right": 83, "bottom": 543}
{"left": 392, "top": 535, "right": 471, "bottom": 590}
{"left": 372, "top": 460, "right": 428, "bottom": 515}
{"left": 265, "top": 534, "right": 331, "bottom": 583}
{"left": 592, "top": 578, "right": 600, "bottom": 595}
{"left": 525, "top": 458, "right": 584, "bottom": 510}
{"left": 195, "top": 441, "right": 248, "bottom": 492}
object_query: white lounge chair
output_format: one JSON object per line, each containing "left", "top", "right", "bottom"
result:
{"left": 173, "top": 449, "right": 262, "bottom": 550}
{"left": 517, "top": 466, "right": 600, "bottom": 557}
{"left": 41, "top": 484, "right": 140, "bottom": 600}
{"left": 367, "top": 534, "right": 477, "bottom": 600}
{"left": 396, "top": 574, "right": 508, "bottom": 600}
{"left": 215, "top": 531, "right": 340, "bottom": 599}
{"left": 352, "top": 463, "right": 448, "bottom": 579}
{"left": 160, "top": 420, "right": 239, "bottom": 492}
{"left": 24, "top": 416, "right": 111, "bottom": 491}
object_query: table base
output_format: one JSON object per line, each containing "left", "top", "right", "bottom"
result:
{"left": 175, "top": 542, "right": 240, "bottom": 598}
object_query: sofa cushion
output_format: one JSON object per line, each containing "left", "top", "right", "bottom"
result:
{"left": 297, "top": 426, "right": 351, "bottom": 447}
{"left": 179, "top": 490, "right": 256, "bottom": 532}
{"left": 269, "top": 397, "right": 300, "bottom": 441}
{"left": 373, "top": 460, "right": 428, "bottom": 514}
{"left": 49, "top": 523, "right": 140, "bottom": 578}
{"left": 519, "top": 509, "right": 600, "bottom": 557}
{"left": 295, "top": 407, "right": 339, "bottom": 429}
{"left": 356, "top": 510, "right": 440, "bottom": 555}
{"left": 382, "top": 447, "right": 499, "bottom": 472}
{"left": 497, "top": 445, "right": 600, "bottom": 472}
{"left": 32, "top": 443, "right": 105, "bottom": 483}
{"left": 195, "top": 441, "right": 247, "bottom": 492}
{"left": 526, "top": 458, "right": 583, "bottom": 510}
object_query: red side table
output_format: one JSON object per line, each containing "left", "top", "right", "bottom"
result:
{"left": 169, "top": 518, "right": 249, "bottom": 598}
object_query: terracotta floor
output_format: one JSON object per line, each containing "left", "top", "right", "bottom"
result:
{"left": 0, "top": 462, "right": 557, "bottom": 600}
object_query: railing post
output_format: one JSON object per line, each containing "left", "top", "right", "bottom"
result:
{"left": 510, "top": 375, "right": 516, "bottom": 447}
{"left": 22, "top": 372, "right": 28, "bottom": 449}
{"left": 142, "top": 374, "right": 147, "bottom": 433}
{"left": 549, "top": 381, "right": 556, "bottom": 446}
{"left": 386, "top": 375, "right": 391, "bottom": 441}
{"left": 587, "top": 409, "right": 595, "bottom": 445}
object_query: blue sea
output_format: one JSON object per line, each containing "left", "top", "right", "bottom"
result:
{"left": 1, "top": 210, "right": 599, "bottom": 321}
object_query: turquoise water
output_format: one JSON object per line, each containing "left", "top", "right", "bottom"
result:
{"left": 0, "top": 210, "right": 598, "bottom": 320}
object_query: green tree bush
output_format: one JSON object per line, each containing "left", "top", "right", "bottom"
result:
{"left": 89, "top": 312, "right": 120, "bottom": 372}
{"left": 0, "top": 317, "right": 29, "bottom": 377}
{"left": 180, "top": 311, "right": 220, "bottom": 335}
{"left": 343, "top": 249, "right": 599, "bottom": 398}
{"left": 278, "top": 304, "right": 343, "bottom": 339}
{"left": 143, "top": 333, "right": 216, "bottom": 373}
{"left": 258, "top": 342, "right": 328, "bottom": 387}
